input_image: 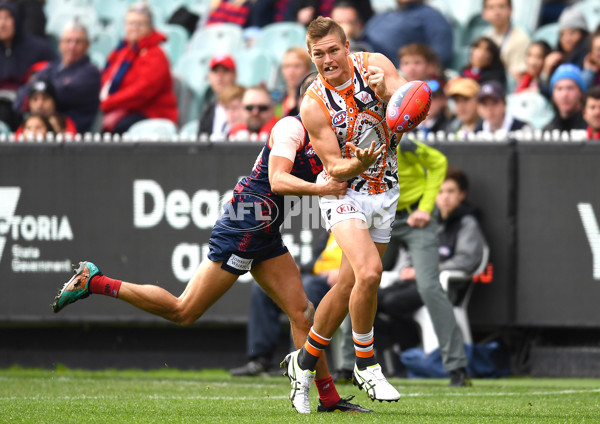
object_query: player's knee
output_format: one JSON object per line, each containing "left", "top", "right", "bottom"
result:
{"left": 356, "top": 266, "right": 382, "bottom": 292}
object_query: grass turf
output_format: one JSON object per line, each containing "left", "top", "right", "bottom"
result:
{"left": 1, "top": 367, "right": 599, "bottom": 423}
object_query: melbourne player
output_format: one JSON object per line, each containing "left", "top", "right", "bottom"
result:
{"left": 51, "top": 72, "right": 370, "bottom": 414}
{"left": 282, "top": 17, "right": 407, "bottom": 403}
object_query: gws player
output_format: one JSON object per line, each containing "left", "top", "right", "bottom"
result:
{"left": 282, "top": 17, "right": 407, "bottom": 405}
{"left": 52, "top": 72, "right": 371, "bottom": 414}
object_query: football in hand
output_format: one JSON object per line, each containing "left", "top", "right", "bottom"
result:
{"left": 386, "top": 81, "right": 432, "bottom": 133}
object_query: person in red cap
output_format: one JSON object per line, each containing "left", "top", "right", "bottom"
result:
{"left": 198, "top": 54, "right": 237, "bottom": 139}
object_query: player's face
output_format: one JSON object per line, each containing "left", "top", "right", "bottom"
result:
{"left": 436, "top": 179, "right": 466, "bottom": 220}
{"left": 309, "top": 33, "right": 351, "bottom": 86}
{"left": 552, "top": 79, "right": 582, "bottom": 116}
{"left": 584, "top": 97, "right": 600, "bottom": 131}
{"left": 29, "top": 93, "right": 56, "bottom": 116}
{"left": 477, "top": 97, "right": 506, "bottom": 128}
{"left": 59, "top": 29, "right": 89, "bottom": 66}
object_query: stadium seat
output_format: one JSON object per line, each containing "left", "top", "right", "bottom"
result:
{"left": 188, "top": 23, "right": 245, "bottom": 56}
{"left": 575, "top": 0, "right": 600, "bottom": 33}
{"left": 254, "top": 22, "right": 306, "bottom": 64}
{"left": 127, "top": 118, "right": 178, "bottom": 140}
{"left": 89, "top": 29, "right": 118, "bottom": 65}
{"left": 92, "top": 0, "right": 130, "bottom": 25}
{"left": 506, "top": 91, "right": 555, "bottom": 130}
{"left": 179, "top": 119, "right": 199, "bottom": 138}
{"left": 412, "top": 246, "right": 490, "bottom": 354}
{"left": 89, "top": 50, "right": 107, "bottom": 69}
{"left": 512, "top": 0, "right": 542, "bottom": 35}
{"left": 0, "top": 120, "right": 10, "bottom": 134}
{"left": 463, "top": 15, "right": 492, "bottom": 45}
{"left": 173, "top": 50, "right": 212, "bottom": 96}
{"left": 234, "top": 48, "right": 277, "bottom": 88}
{"left": 46, "top": 8, "right": 101, "bottom": 40}
{"left": 157, "top": 23, "right": 189, "bottom": 66}
{"left": 532, "top": 22, "right": 560, "bottom": 49}
{"left": 445, "top": 0, "right": 482, "bottom": 27}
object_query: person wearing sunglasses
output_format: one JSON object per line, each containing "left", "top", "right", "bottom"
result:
{"left": 228, "top": 86, "right": 278, "bottom": 141}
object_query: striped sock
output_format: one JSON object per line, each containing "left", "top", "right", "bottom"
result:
{"left": 297, "top": 327, "right": 331, "bottom": 371}
{"left": 353, "top": 328, "right": 377, "bottom": 370}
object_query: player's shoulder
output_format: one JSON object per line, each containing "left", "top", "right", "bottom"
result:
{"left": 273, "top": 115, "right": 304, "bottom": 133}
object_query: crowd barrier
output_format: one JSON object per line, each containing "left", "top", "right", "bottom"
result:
{"left": 1, "top": 138, "right": 599, "bottom": 330}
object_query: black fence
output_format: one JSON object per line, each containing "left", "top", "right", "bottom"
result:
{"left": 1, "top": 140, "right": 600, "bottom": 330}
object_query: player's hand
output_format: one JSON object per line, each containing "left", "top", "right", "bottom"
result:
{"left": 407, "top": 209, "right": 431, "bottom": 228}
{"left": 320, "top": 178, "right": 347, "bottom": 197}
{"left": 367, "top": 65, "right": 386, "bottom": 99}
{"left": 345, "top": 140, "right": 385, "bottom": 171}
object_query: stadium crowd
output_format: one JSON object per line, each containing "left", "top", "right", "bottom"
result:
{"left": 1, "top": 0, "right": 600, "bottom": 140}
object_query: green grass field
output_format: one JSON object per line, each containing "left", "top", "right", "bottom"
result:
{"left": 1, "top": 367, "right": 599, "bottom": 423}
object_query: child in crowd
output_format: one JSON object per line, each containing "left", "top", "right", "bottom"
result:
{"left": 398, "top": 43, "right": 440, "bottom": 82}
{"left": 515, "top": 40, "right": 552, "bottom": 93}
{"left": 462, "top": 36, "right": 507, "bottom": 88}
{"left": 21, "top": 113, "right": 52, "bottom": 139}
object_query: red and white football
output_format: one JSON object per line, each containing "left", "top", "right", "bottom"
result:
{"left": 386, "top": 81, "right": 432, "bottom": 133}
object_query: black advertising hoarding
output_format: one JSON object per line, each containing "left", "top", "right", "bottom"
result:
{"left": 0, "top": 143, "right": 320, "bottom": 324}
{"left": 516, "top": 143, "right": 600, "bottom": 326}
{"left": 436, "top": 142, "right": 515, "bottom": 327}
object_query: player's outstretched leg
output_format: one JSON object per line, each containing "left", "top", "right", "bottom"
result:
{"left": 52, "top": 261, "right": 103, "bottom": 312}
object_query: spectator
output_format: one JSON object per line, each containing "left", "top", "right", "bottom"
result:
{"left": 198, "top": 54, "right": 237, "bottom": 138}
{"left": 13, "top": 21, "right": 101, "bottom": 133}
{"left": 330, "top": 1, "right": 372, "bottom": 52}
{"left": 543, "top": 63, "right": 587, "bottom": 132}
{"left": 444, "top": 77, "right": 482, "bottom": 137}
{"left": 14, "top": 80, "right": 77, "bottom": 137}
{"left": 0, "top": 2, "right": 57, "bottom": 129}
{"left": 230, "top": 232, "right": 342, "bottom": 377}
{"left": 11, "top": 0, "right": 47, "bottom": 38}
{"left": 364, "top": 0, "right": 453, "bottom": 68}
{"left": 583, "top": 85, "right": 600, "bottom": 140}
{"left": 462, "top": 36, "right": 507, "bottom": 88}
{"left": 398, "top": 43, "right": 440, "bottom": 82}
{"left": 100, "top": 2, "right": 178, "bottom": 134}
{"left": 276, "top": 47, "right": 312, "bottom": 118}
{"left": 542, "top": 5, "right": 590, "bottom": 85}
{"left": 21, "top": 112, "right": 51, "bottom": 139}
{"left": 375, "top": 166, "right": 488, "bottom": 365}
{"left": 582, "top": 27, "right": 600, "bottom": 91}
{"left": 515, "top": 40, "right": 552, "bottom": 93}
{"left": 229, "top": 85, "right": 278, "bottom": 141}
{"left": 475, "top": 80, "right": 529, "bottom": 134}
{"left": 418, "top": 78, "right": 450, "bottom": 135}
{"left": 217, "top": 84, "right": 245, "bottom": 139}
{"left": 482, "top": 0, "right": 530, "bottom": 82}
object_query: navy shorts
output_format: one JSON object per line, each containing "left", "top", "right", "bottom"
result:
{"left": 208, "top": 216, "right": 288, "bottom": 276}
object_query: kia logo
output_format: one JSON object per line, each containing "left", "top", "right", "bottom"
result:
{"left": 336, "top": 204, "right": 357, "bottom": 214}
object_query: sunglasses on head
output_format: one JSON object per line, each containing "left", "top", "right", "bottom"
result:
{"left": 244, "top": 104, "right": 270, "bottom": 112}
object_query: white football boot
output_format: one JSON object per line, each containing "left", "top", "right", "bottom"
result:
{"left": 280, "top": 349, "right": 315, "bottom": 414}
{"left": 353, "top": 363, "right": 401, "bottom": 402}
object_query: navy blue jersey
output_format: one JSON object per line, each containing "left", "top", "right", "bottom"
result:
{"left": 208, "top": 116, "right": 323, "bottom": 274}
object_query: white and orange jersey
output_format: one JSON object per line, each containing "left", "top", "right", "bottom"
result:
{"left": 305, "top": 52, "right": 399, "bottom": 195}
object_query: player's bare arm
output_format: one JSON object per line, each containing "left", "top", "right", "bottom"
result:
{"left": 367, "top": 53, "right": 407, "bottom": 103}
{"left": 269, "top": 155, "right": 347, "bottom": 196}
{"left": 301, "top": 96, "right": 377, "bottom": 180}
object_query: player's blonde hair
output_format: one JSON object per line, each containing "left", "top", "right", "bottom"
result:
{"left": 306, "top": 16, "right": 347, "bottom": 52}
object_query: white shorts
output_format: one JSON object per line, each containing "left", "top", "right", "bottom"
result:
{"left": 317, "top": 175, "right": 400, "bottom": 244}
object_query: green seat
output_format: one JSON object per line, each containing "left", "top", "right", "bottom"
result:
{"left": 506, "top": 91, "right": 555, "bottom": 130}
{"left": 254, "top": 22, "right": 306, "bottom": 65}
{"left": 188, "top": 23, "right": 244, "bottom": 56}
{"left": 179, "top": 119, "right": 199, "bottom": 138}
{"left": 127, "top": 119, "right": 178, "bottom": 140}
{"left": 234, "top": 48, "right": 277, "bottom": 88}
{"left": 157, "top": 23, "right": 189, "bottom": 66}
{"left": 532, "top": 22, "right": 560, "bottom": 50}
